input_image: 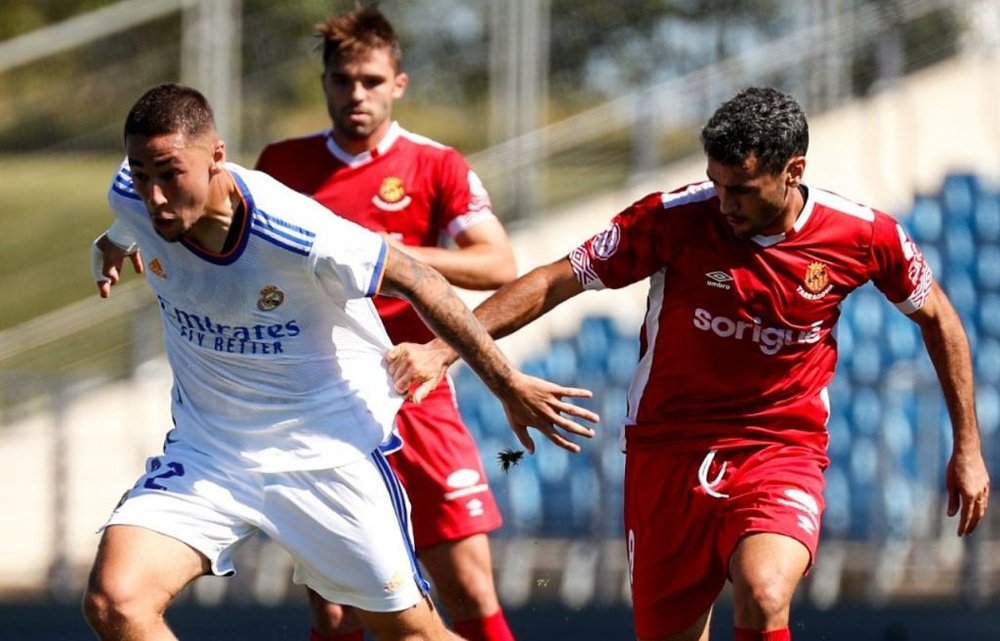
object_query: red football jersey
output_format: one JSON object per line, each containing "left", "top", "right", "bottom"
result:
{"left": 569, "top": 181, "right": 933, "bottom": 454}
{"left": 256, "top": 122, "right": 495, "bottom": 344}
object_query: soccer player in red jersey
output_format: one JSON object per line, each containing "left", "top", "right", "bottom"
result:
{"left": 255, "top": 7, "right": 517, "bottom": 641}
{"left": 388, "top": 87, "right": 991, "bottom": 641}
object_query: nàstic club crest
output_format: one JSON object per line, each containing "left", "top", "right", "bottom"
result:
{"left": 796, "top": 261, "right": 833, "bottom": 301}
{"left": 372, "top": 176, "right": 412, "bottom": 211}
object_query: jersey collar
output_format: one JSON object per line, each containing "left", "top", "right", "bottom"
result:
{"left": 751, "top": 183, "right": 816, "bottom": 247}
{"left": 325, "top": 121, "right": 401, "bottom": 168}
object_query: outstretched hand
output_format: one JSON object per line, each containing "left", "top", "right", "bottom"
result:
{"left": 386, "top": 342, "right": 600, "bottom": 453}
{"left": 499, "top": 372, "right": 598, "bottom": 453}
{"left": 946, "top": 450, "right": 990, "bottom": 536}
{"left": 93, "top": 234, "right": 143, "bottom": 299}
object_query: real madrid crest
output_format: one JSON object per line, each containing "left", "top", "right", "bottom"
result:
{"left": 257, "top": 284, "right": 285, "bottom": 311}
{"left": 372, "top": 176, "right": 413, "bottom": 211}
{"left": 796, "top": 261, "right": 833, "bottom": 301}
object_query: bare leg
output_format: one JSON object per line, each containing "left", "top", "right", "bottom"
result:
{"left": 418, "top": 534, "right": 501, "bottom": 622}
{"left": 82, "top": 525, "right": 210, "bottom": 641}
{"left": 729, "top": 533, "right": 809, "bottom": 630}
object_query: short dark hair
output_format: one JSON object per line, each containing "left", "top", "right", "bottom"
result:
{"left": 316, "top": 5, "right": 402, "bottom": 70}
{"left": 123, "top": 83, "right": 216, "bottom": 141}
{"left": 700, "top": 87, "right": 809, "bottom": 175}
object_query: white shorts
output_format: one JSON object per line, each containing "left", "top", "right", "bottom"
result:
{"left": 103, "top": 445, "right": 429, "bottom": 612}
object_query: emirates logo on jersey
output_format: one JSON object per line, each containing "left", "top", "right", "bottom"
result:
{"left": 257, "top": 284, "right": 285, "bottom": 311}
{"left": 373, "top": 176, "right": 413, "bottom": 212}
{"left": 148, "top": 258, "right": 167, "bottom": 279}
{"left": 796, "top": 261, "right": 833, "bottom": 301}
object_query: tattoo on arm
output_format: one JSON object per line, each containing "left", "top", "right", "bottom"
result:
{"left": 382, "top": 249, "right": 516, "bottom": 391}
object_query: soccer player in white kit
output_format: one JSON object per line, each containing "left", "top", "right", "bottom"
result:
{"left": 82, "top": 83, "right": 598, "bottom": 641}
{"left": 387, "top": 87, "right": 991, "bottom": 641}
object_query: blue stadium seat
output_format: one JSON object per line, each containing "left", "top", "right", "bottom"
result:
{"left": 940, "top": 172, "right": 979, "bottom": 221}
{"left": 544, "top": 338, "right": 578, "bottom": 385}
{"left": 825, "top": 408, "right": 852, "bottom": 468}
{"left": 882, "top": 310, "right": 919, "bottom": 362}
{"left": 823, "top": 465, "right": 851, "bottom": 538}
{"left": 850, "top": 389, "right": 882, "bottom": 437}
{"left": 974, "top": 338, "right": 1000, "bottom": 384}
{"left": 606, "top": 335, "right": 640, "bottom": 387}
{"left": 906, "top": 194, "right": 943, "bottom": 244}
{"left": 881, "top": 472, "right": 915, "bottom": 539}
{"left": 506, "top": 457, "right": 542, "bottom": 534}
{"left": 978, "top": 294, "right": 1000, "bottom": 339}
{"left": 942, "top": 222, "right": 976, "bottom": 276}
{"left": 848, "top": 340, "right": 882, "bottom": 386}
{"left": 881, "top": 401, "right": 916, "bottom": 478}
{"left": 976, "top": 385, "right": 999, "bottom": 440}
{"left": 973, "top": 193, "right": 1000, "bottom": 244}
{"left": 575, "top": 315, "right": 615, "bottom": 372}
{"left": 976, "top": 246, "right": 1000, "bottom": 291}
{"left": 846, "top": 289, "right": 884, "bottom": 340}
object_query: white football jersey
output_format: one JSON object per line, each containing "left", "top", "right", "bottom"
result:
{"left": 107, "top": 161, "right": 403, "bottom": 471}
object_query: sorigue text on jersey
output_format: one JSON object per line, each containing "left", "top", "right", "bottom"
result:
{"left": 158, "top": 295, "right": 301, "bottom": 355}
{"left": 692, "top": 307, "right": 822, "bottom": 356}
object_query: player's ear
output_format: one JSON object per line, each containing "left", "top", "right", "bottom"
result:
{"left": 393, "top": 72, "right": 408, "bottom": 100}
{"left": 210, "top": 139, "right": 227, "bottom": 173}
{"left": 786, "top": 155, "right": 806, "bottom": 187}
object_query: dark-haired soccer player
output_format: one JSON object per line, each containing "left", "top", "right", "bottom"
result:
{"left": 388, "top": 86, "right": 991, "bottom": 641}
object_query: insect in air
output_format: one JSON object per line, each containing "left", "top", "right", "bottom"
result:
{"left": 497, "top": 448, "right": 525, "bottom": 473}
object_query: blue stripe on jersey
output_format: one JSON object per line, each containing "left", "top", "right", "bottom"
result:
{"left": 366, "top": 240, "right": 388, "bottom": 297}
{"left": 371, "top": 448, "right": 431, "bottom": 595}
{"left": 112, "top": 166, "right": 142, "bottom": 201}
{"left": 251, "top": 210, "right": 315, "bottom": 256}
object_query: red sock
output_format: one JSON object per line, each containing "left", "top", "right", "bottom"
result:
{"left": 310, "top": 629, "right": 364, "bottom": 641}
{"left": 452, "top": 609, "right": 515, "bottom": 641}
{"left": 734, "top": 627, "right": 791, "bottom": 641}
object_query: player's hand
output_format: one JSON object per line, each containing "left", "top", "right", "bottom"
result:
{"left": 386, "top": 341, "right": 451, "bottom": 403}
{"left": 93, "top": 233, "right": 143, "bottom": 299}
{"left": 498, "top": 372, "right": 598, "bottom": 454}
{"left": 946, "top": 449, "right": 990, "bottom": 536}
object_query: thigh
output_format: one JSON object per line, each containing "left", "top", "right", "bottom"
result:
{"left": 88, "top": 524, "right": 209, "bottom": 604}
{"left": 717, "top": 444, "right": 826, "bottom": 572}
{"left": 267, "top": 450, "right": 429, "bottom": 614}
{"left": 389, "top": 381, "right": 502, "bottom": 548}
{"left": 104, "top": 450, "right": 258, "bottom": 576}
{"left": 625, "top": 448, "right": 724, "bottom": 639}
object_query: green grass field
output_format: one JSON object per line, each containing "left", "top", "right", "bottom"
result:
{"left": 1, "top": 153, "right": 127, "bottom": 330}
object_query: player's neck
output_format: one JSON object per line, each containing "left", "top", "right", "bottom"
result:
{"left": 331, "top": 120, "right": 394, "bottom": 157}
{"left": 188, "top": 170, "right": 242, "bottom": 252}
{"left": 775, "top": 184, "right": 807, "bottom": 234}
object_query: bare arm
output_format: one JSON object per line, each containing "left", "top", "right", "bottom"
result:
{"left": 384, "top": 217, "right": 517, "bottom": 290}
{"left": 908, "top": 282, "right": 990, "bottom": 535}
{"left": 386, "top": 256, "right": 584, "bottom": 402}
{"left": 379, "top": 246, "right": 596, "bottom": 452}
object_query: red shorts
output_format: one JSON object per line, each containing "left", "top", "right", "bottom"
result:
{"left": 387, "top": 377, "right": 502, "bottom": 549}
{"left": 624, "top": 439, "right": 827, "bottom": 638}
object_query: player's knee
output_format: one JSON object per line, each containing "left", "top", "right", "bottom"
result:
{"left": 82, "top": 571, "right": 167, "bottom": 632}
{"left": 732, "top": 570, "right": 794, "bottom": 620}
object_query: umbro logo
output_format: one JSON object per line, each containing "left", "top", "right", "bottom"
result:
{"left": 705, "top": 270, "right": 732, "bottom": 290}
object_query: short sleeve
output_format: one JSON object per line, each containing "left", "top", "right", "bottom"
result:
{"left": 106, "top": 160, "right": 146, "bottom": 247}
{"left": 435, "top": 149, "right": 496, "bottom": 239}
{"left": 568, "top": 192, "right": 668, "bottom": 290}
{"left": 869, "top": 210, "right": 934, "bottom": 314}
{"left": 311, "top": 214, "right": 389, "bottom": 301}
